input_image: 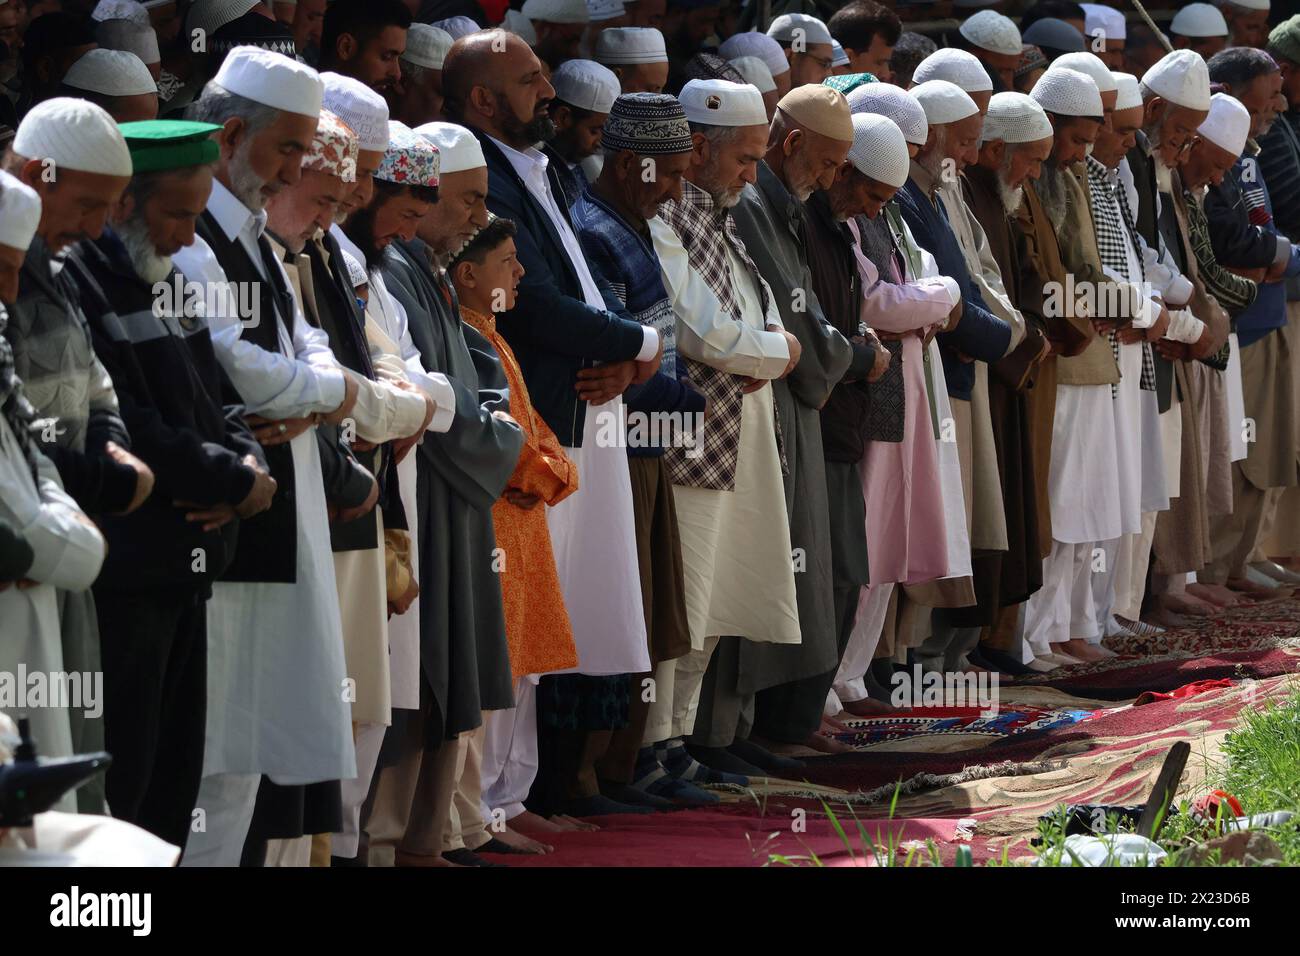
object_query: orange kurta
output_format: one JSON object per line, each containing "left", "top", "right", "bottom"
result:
{"left": 462, "top": 306, "right": 580, "bottom": 678}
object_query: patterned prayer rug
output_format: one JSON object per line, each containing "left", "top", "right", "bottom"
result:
{"left": 831, "top": 705, "right": 1097, "bottom": 750}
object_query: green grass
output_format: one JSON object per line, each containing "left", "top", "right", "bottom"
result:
{"left": 766, "top": 691, "right": 1300, "bottom": 867}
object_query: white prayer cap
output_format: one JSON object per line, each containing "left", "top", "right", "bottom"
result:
{"left": 831, "top": 40, "right": 850, "bottom": 68}
{"left": 321, "top": 72, "right": 390, "bottom": 152}
{"left": 1141, "top": 49, "right": 1212, "bottom": 111}
{"left": 431, "top": 16, "right": 482, "bottom": 39}
{"left": 981, "top": 91, "right": 1054, "bottom": 143}
{"left": 501, "top": 9, "right": 538, "bottom": 43}
{"left": 847, "top": 83, "right": 928, "bottom": 145}
{"left": 847, "top": 113, "right": 909, "bottom": 187}
{"left": 718, "top": 31, "right": 790, "bottom": 78}
{"left": 552, "top": 59, "right": 620, "bottom": 113}
{"left": 766, "top": 13, "right": 833, "bottom": 47}
{"left": 1052, "top": 51, "right": 1117, "bottom": 94}
{"left": 679, "top": 78, "right": 768, "bottom": 127}
{"left": 187, "top": 0, "right": 260, "bottom": 39}
{"left": 1032, "top": 66, "right": 1104, "bottom": 117}
{"left": 0, "top": 170, "right": 41, "bottom": 254}
{"left": 13, "top": 98, "right": 133, "bottom": 177}
{"left": 96, "top": 18, "right": 161, "bottom": 66}
{"left": 729, "top": 56, "right": 776, "bottom": 94}
{"left": 522, "top": 0, "right": 588, "bottom": 24}
{"left": 1082, "top": 3, "right": 1126, "bottom": 42}
{"left": 414, "top": 121, "right": 486, "bottom": 173}
{"left": 586, "top": 0, "right": 625, "bottom": 21}
{"left": 1220, "top": 0, "right": 1269, "bottom": 10}
{"left": 64, "top": 49, "right": 158, "bottom": 97}
{"left": 1113, "top": 72, "right": 1143, "bottom": 110}
{"left": 912, "top": 48, "right": 994, "bottom": 93}
{"left": 92, "top": 0, "right": 149, "bottom": 23}
{"left": 1171, "top": 4, "right": 1229, "bottom": 38}
{"left": 910, "top": 79, "right": 980, "bottom": 127}
{"left": 1198, "top": 91, "right": 1250, "bottom": 155}
{"left": 958, "top": 10, "right": 1023, "bottom": 58}
{"left": 402, "top": 24, "right": 453, "bottom": 70}
{"left": 596, "top": 27, "right": 667, "bottom": 64}
{"left": 342, "top": 249, "right": 367, "bottom": 290}
{"left": 213, "top": 47, "right": 322, "bottom": 118}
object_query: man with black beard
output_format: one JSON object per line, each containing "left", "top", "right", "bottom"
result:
{"left": 68, "top": 120, "right": 277, "bottom": 851}
{"left": 444, "top": 30, "right": 665, "bottom": 822}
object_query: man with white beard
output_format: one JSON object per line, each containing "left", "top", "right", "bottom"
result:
{"left": 173, "top": 47, "right": 362, "bottom": 866}
{"left": 1021, "top": 65, "right": 1122, "bottom": 666}
{"left": 66, "top": 119, "right": 279, "bottom": 851}
{"left": 1084, "top": 73, "right": 1177, "bottom": 640}
{"left": 961, "top": 91, "right": 1056, "bottom": 670}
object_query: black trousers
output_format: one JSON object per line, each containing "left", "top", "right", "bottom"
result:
{"left": 95, "top": 587, "right": 207, "bottom": 850}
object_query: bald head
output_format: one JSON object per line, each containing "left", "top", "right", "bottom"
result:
{"left": 443, "top": 31, "right": 557, "bottom": 149}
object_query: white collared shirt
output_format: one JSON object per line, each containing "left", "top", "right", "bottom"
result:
{"left": 172, "top": 179, "right": 346, "bottom": 420}
{"left": 487, "top": 134, "right": 658, "bottom": 362}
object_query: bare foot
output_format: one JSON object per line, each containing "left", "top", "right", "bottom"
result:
{"left": 553, "top": 814, "right": 600, "bottom": 832}
{"left": 802, "top": 732, "right": 853, "bottom": 754}
{"left": 496, "top": 826, "right": 553, "bottom": 854}
{"left": 1186, "top": 582, "right": 1243, "bottom": 607}
{"left": 1226, "top": 576, "right": 1281, "bottom": 598}
{"left": 1160, "top": 593, "right": 1216, "bottom": 617}
{"left": 1048, "top": 642, "right": 1087, "bottom": 663}
{"left": 1059, "top": 639, "right": 1108, "bottom": 662}
{"left": 842, "top": 696, "right": 901, "bottom": 717}
{"left": 1144, "top": 606, "right": 1191, "bottom": 629}
{"left": 821, "top": 713, "right": 852, "bottom": 734}
{"left": 509, "top": 810, "right": 566, "bottom": 834}
{"left": 395, "top": 849, "right": 459, "bottom": 867}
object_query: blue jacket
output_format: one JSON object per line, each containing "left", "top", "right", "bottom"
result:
{"left": 475, "top": 132, "right": 650, "bottom": 446}
{"left": 896, "top": 178, "right": 1010, "bottom": 400}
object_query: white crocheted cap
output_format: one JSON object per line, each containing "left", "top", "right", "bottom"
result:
{"left": 847, "top": 82, "right": 929, "bottom": 145}
{"left": 1031, "top": 66, "right": 1104, "bottom": 117}
{"left": 63, "top": 49, "right": 158, "bottom": 97}
{"left": 1052, "top": 51, "right": 1117, "bottom": 94}
{"left": 403, "top": 24, "right": 453, "bottom": 70}
{"left": 729, "top": 56, "right": 776, "bottom": 94}
{"left": 1082, "top": 3, "right": 1126, "bottom": 42}
{"left": 847, "top": 113, "right": 909, "bottom": 187}
{"left": 1198, "top": 91, "right": 1250, "bottom": 155}
{"left": 96, "top": 18, "right": 161, "bottom": 66}
{"left": 1171, "top": 4, "right": 1229, "bottom": 38}
{"left": 551, "top": 59, "right": 621, "bottom": 113}
{"left": 912, "top": 47, "right": 994, "bottom": 93}
{"left": 910, "top": 79, "right": 979, "bottom": 126}
{"left": 766, "top": 12, "right": 832, "bottom": 47}
{"left": 321, "top": 72, "right": 390, "bottom": 152}
{"left": 1113, "top": 72, "right": 1143, "bottom": 111}
{"left": 981, "top": 91, "right": 1054, "bottom": 144}
{"left": 12, "top": 97, "right": 133, "bottom": 176}
{"left": 521, "top": 0, "right": 589, "bottom": 24}
{"left": 718, "top": 31, "right": 790, "bottom": 77}
{"left": 0, "top": 169, "right": 42, "bottom": 253}
{"left": 1141, "top": 49, "right": 1212, "bottom": 111}
{"left": 958, "top": 10, "right": 1023, "bottom": 57}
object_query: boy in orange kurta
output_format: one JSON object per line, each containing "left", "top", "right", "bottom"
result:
{"left": 451, "top": 215, "right": 585, "bottom": 850}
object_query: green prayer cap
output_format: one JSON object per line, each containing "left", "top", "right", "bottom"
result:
{"left": 1269, "top": 15, "right": 1300, "bottom": 68}
{"left": 118, "top": 120, "right": 222, "bottom": 174}
{"left": 822, "top": 72, "right": 878, "bottom": 97}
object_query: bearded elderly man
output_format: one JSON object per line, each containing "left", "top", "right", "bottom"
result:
{"left": 264, "top": 109, "right": 437, "bottom": 867}
{"left": 1202, "top": 50, "right": 1300, "bottom": 596}
{"left": 1124, "top": 51, "right": 1235, "bottom": 623}
{"left": 67, "top": 120, "right": 277, "bottom": 850}
{"left": 785, "top": 111, "right": 921, "bottom": 748}
{"left": 5, "top": 99, "right": 154, "bottom": 814}
{"left": 701, "top": 83, "right": 862, "bottom": 774}
{"left": 0, "top": 170, "right": 107, "bottom": 817}
{"left": 908, "top": 49, "right": 1032, "bottom": 671}
{"left": 894, "top": 79, "right": 1012, "bottom": 663}
{"left": 644, "top": 78, "right": 801, "bottom": 786}
{"left": 962, "top": 92, "right": 1056, "bottom": 669}
{"left": 175, "top": 48, "right": 362, "bottom": 867}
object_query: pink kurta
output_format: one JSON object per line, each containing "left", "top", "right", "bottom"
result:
{"left": 848, "top": 218, "right": 954, "bottom": 586}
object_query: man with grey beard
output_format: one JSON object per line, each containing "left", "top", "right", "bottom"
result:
{"left": 962, "top": 91, "right": 1055, "bottom": 671}
{"left": 714, "top": 83, "right": 860, "bottom": 775}
{"left": 172, "top": 47, "right": 361, "bottom": 866}
{"left": 67, "top": 119, "right": 277, "bottom": 851}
